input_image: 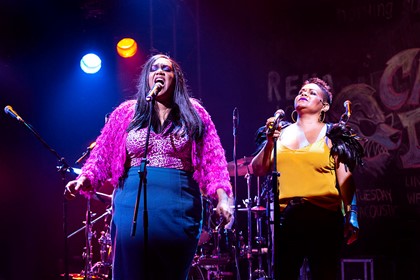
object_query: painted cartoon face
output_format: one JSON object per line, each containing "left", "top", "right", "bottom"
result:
{"left": 329, "top": 83, "right": 402, "bottom": 179}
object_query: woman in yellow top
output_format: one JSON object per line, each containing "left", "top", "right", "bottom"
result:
{"left": 251, "top": 77, "right": 363, "bottom": 280}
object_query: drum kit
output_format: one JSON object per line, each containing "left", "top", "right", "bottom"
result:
{"left": 64, "top": 182, "right": 114, "bottom": 280}
{"left": 64, "top": 156, "right": 275, "bottom": 280}
{"left": 188, "top": 156, "right": 276, "bottom": 280}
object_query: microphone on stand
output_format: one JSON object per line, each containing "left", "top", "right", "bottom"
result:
{"left": 4, "top": 105, "right": 25, "bottom": 123}
{"left": 267, "top": 109, "right": 285, "bottom": 133}
{"left": 75, "top": 142, "right": 96, "bottom": 165}
{"left": 344, "top": 100, "right": 352, "bottom": 118}
{"left": 233, "top": 107, "right": 239, "bottom": 136}
{"left": 145, "top": 81, "right": 164, "bottom": 102}
{"left": 340, "top": 100, "right": 352, "bottom": 124}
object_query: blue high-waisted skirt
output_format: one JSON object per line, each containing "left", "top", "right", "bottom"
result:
{"left": 111, "top": 166, "right": 202, "bottom": 280}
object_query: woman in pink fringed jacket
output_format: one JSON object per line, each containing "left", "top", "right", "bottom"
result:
{"left": 64, "top": 54, "right": 233, "bottom": 280}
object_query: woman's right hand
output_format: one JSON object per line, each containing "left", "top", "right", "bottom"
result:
{"left": 64, "top": 176, "right": 92, "bottom": 200}
{"left": 265, "top": 116, "right": 282, "bottom": 140}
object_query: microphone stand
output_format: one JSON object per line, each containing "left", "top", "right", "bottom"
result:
{"left": 9, "top": 114, "right": 73, "bottom": 280}
{"left": 271, "top": 135, "right": 280, "bottom": 280}
{"left": 264, "top": 175, "right": 273, "bottom": 280}
{"left": 131, "top": 98, "right": 154, "bottom": 280}
{"left": 232, "top": 107, "right": 241, "bottom": 280}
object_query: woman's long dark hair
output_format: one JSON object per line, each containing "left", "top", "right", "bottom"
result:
{"left": 127, "top": 54, "right": 204, "bottom": 141}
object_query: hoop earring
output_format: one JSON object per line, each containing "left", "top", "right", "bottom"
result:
{"left": 319, "top": 111, "right": 326, "bottom": 123}
{"left": 291, "top": 110, "right": 297, "bottom": 123}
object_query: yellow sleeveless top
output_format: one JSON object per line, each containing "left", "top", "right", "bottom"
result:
{"left": 275, "top": 137, "right": 341, "bottom": 211}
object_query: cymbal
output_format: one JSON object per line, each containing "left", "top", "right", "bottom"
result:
{"left": 251, "top": 205, "right": 266, "bottom": 212}
{"left": 70, "top": 167, "right": 82, "bottom": 175}
{"left": 238, "top": 205, "right": 267, "bottom": 212}
{"left": 93, "top": 191, "right": 112, "bottom": 204}
{"left": 57, "top": 166, "right": 81, "bottom": 175}
{"left": 227, "top": 156, "right": 253, "bottom": 176}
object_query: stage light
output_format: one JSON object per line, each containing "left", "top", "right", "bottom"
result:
{"left": 116, "top": 38, "right": 138, "bottom": 58}
{"left": 80, "top": 53, "right": 102, "bottom": 74}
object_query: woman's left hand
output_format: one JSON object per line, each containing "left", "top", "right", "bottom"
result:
{"left": 344, "top": 211, "right": 359, "bottom": 245}
{"left": 215, "top": 189, "right": 233, "bottom": 225}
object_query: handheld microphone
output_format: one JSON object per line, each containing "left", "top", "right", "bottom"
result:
{"left": 4, "top": 105, "right": 25, "bottom": 123}
{"left": 267, "top": 109, "right": 285, "bottom": 133}
{"left": 344, "top": 100, "right": 352, "bottom": 118}
{"left": 75, "top": 141, "right": 96, "bottom": 165}
{"left": 145, "top": 81, "right": 164, "bottom": 102}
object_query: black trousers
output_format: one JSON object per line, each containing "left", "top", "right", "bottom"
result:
{"left": 275, "top": 199, "right": 344, "bottom": 280}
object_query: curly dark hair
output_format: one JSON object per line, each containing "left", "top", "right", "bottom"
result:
{"left": 303, "top": 77, "right": 333, "bottom": 105}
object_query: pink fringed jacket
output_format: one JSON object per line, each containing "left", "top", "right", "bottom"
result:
{"left": 79, "top": 98, "right": 232, "bottom": 199}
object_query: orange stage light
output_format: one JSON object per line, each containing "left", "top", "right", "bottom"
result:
{"left": 116, "top": 38, "right": 138, "bottom": 58}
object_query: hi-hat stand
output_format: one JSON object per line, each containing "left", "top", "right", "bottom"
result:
{"left": 244, "top": 171, "right": 253, "bottom": 280}
{"left": 67, "top": 207, "right": 112, "bottom": 279}
{"left": 91, "top": 210, "right": 113, "bottom": 278}
{"left": 84, "top": 198, "right": 94, "bottom": 279}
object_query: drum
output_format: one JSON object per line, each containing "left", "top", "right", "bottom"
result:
{"left": 217, "top": 228, "right": 236, "bottom": 257}
{"left": 195, "top": 228, "right": 236, "bottom": 267}
{"left": 60, "top": 273, "right": 104, "bottom": 280}
{"left": 188, "top": 265, "right": 206, "bottom": 280}
{"left": 213, "top": 228, "right": 236, "bottom": 265}
{"left": 198, "top": 196, "right": 214, "bottom": 246}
